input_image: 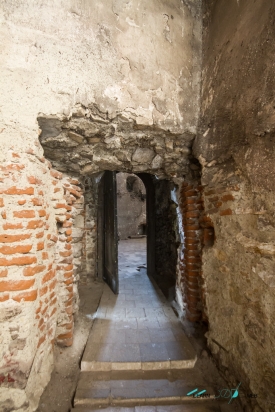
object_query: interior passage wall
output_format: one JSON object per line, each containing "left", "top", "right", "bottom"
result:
{"left": 117, "top": 173, "right": 146, "bottom": 240}
{"left": 0, "top": 0, "right": 201, "bottom": 409}
{"left": 194, "top": 1, "right": 275, "bottom": 410}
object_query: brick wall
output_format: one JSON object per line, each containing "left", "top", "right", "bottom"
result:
{"left": 50, "top": 171, "right": 84, "bottom": 347}
{"left": 0, "top": 148, "right": 84, "bottom": 407}
{"left": 178, "top": 182, "right": 204, "bottom": 322}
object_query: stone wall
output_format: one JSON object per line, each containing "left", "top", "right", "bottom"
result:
{"left": 0, "top": 0, "right": 201, "bottom": 409}
{"left": 194, "top": 1, "right": 275, "bottom": 410}
{"left": 117, "top": 173, "right": 146, "bottom": 240}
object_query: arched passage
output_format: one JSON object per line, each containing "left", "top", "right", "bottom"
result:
{"left": 36, "top": 110, "right": 206, "bottom": 346}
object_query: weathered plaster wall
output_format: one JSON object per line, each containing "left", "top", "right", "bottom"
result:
{"left": 0, "top": 1, "right": 202, "bottom": 409}
{"left": 194, "top": 1, "right": 275, "bottom": 410}
{"left": 117, "top": 173, "right": 146, "bottom": 240}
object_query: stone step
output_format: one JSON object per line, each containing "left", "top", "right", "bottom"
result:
{"left": 81, "top": 318, "right": 197, "bottom": 373}
{"left": 72, "top": 404, "right": 222, "bottom": 411}
{"left": 73, "top": 370, "right": 218, "bottom": 409}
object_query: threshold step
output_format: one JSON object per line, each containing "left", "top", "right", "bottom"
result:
{"left": 74, "top": 375, "right": 216, "bottom": 409}
{"left": 81, "top": 319, "right": 197, "bottom": 372}
{"left": 72, "top": 404, "right": 222, "bottom": 411}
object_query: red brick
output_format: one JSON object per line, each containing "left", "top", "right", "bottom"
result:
{"left": 0, "top": 234, "right": 31, "bottom": 243}
{"left": 13, "top": 290, "right": 37, "bottom": 302}
{"left": 51, "top": 297, "right": 57, "bottom": 306}
{"left": 41, "top": 304, "right": 49, "bottom": 316}
{"left": 185, "top": 210, "right": 200, "bottom": 219}
{"left": 42, "top": 252, "right": 48, "bottom": 260}
{"left": 0, "top": 279, "right": 35, "bottom": 292}
{"left": 12, "top": 153, "right": 20, "bottom": 158}
{"left": 31, "top": 198, "right": 43, "bottom": 206}
{"left": 0, "top": 269, "right": 8, "bottom": 277}
{"left": 220, "top": 209, "right": 232, "bottom": 216}
{"left": 68, "top": 188, "right": 81, "bottom": 198}
{"left": 65, "top": 229, "right": 72, "bottom": 236}
{"left": 37, "top": 335, "right": 46, "bottom": 348}
{"left": 64, "top": 264, "right": 73, "bottom": 271}
{"left": 50, "top": 307, "right": 57, "bottom": 317}
{"left": 55, "top": 203, "right": 67, "bottom": 209}
{"left": 0, "top": 198, "right": 4, "bottom": 207}
{"left": 1, "top": 211, "right": 6, "bottom": 219}
{"left": 3, "top": 222, "right": 23, "bottom": 230}
{"left": 185, "top": 225, "right": 200, "bottom": 231}
{"left": 59, "top": 250, "right": 72, "bottom": 257}
{"left": 26, "top": 220, "right": 43, "bottom": 229}
{"left": 17, "top": 199, "right": 26, "bottom": 206}
{"left": 27, "top": 176, "right": 42, "bottom": 185}
{"left": 36, "top": 231, "right": 44, "bottom": 239}
{"left": 0, "top": 245, "right": 32, "bottom": 255}
{"left": 62, "top": 221, "right": 72, "bottom": 228}
{"left": 42, "top": 269, "right": 55, "bottom": 284}
{"left": 185, "top": 190, "right": 198, "bottom": 197}
{"left": 64, "top": 278, "right": 73, "bottom": 286}
{"left": 49, "top": 279, "right": 57, "bottom": 291}
{"left": 0, "top": 293, "right": 9, "bottom": 302}
{"left": 0, "top": 256, "right": 37, "bottom": 266}
{"left": 38, "top": 209, "right": 47, "bottom": 217}
{"left": 57, "top": 331, "right": 73, "bottom": 340}
{"left": 221, "top": 194, "right": 235, "bottom": 202}
{"left": 1, "top": 187, "right": 34, "bottom": 196}
{"left": 0, "top": 164, "right": 25, "bottom": 172}
{"left": 50, "top": 170, "right": 63, "bottom": 179}
{"left": 23, "top": 265, "right": 46, "bottom": 276}
{"left": 37, "top": 242, "right": 44, "bottom": 251}
{"left": 39, "top": 285, "right": 48, "bottom": 296}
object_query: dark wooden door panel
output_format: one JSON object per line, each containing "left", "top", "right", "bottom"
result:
{"left": 103, "top": 171, "right": 119, "bottom": 294}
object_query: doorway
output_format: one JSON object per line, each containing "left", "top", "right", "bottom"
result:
{"left": 116, "top": 172, "right": 147, "bottom": 291}
{"left": 97, "top": 171, "right": 156, "bottom": 295}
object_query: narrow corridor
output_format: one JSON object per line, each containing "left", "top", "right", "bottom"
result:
{"left": 71, "top": 239, "right": 234, "bottom": 411}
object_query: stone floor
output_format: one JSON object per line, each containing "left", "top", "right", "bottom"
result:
{"left": 72, "top": 239, "right": 243, "bottom": 411}
{"left": 81, "top": 239, "right": 196, "bottom": 372}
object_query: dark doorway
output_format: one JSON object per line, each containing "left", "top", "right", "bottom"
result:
{"left": 97, "top": 171, "right": 119, "bottom": 294}
{"left": 116, "top": 173, "right": 146, "bottom": 241}
{"left": 116, "top": 173, "right": 147, "bottom": 285}
{"left": 97, "top": 171, "right": 178, "bottom": 301}
{"left": 97, "top": 171, "right": 156, "bottom": 294}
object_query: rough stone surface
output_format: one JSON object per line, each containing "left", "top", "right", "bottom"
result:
{"left": 117, "top": 173, "right": 146, "bottom": 240}
{"left": 38, "top": 107, "right": 199, "bottom": 180}
{"left": 193, "top": 1, "right": 275, "bottom": 411}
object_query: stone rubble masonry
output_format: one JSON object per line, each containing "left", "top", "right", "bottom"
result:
{"left": 38, "top": 105, "right": 198, "bottom": 182}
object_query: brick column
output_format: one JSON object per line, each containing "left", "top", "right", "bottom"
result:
{"left": 50, "top": 171, "right": 84, "bottom": 347}
{"left": 179, "top": 182, "right": 204, "bottom": 322}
